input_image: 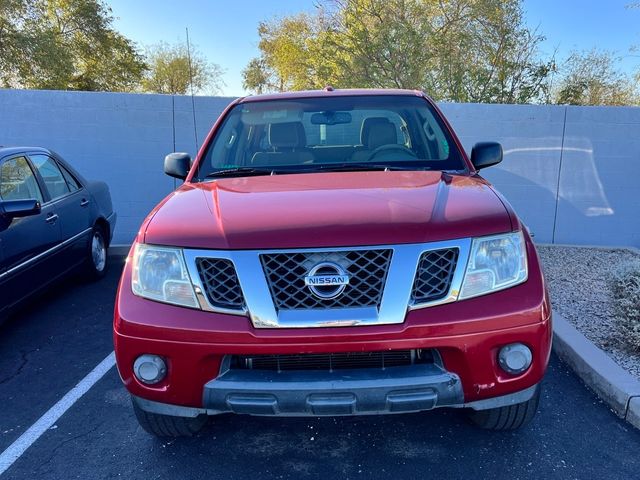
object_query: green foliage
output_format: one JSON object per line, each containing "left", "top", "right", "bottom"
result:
{"left": 0, "top": 0, "right": 146, "bottom": 91}
{"left": 611, "top": 260, "right": 640, "bottom": 353}
{"left": 242, "top": 0, "right": 554, "bottom": 104}
{"left": 242, "top": 58, "right": 271, "bottom": 94}
{"left": 141, "top": 42, "right": 224, "bottom": 95}
{"left": 242, "top": 13, "right": 330, "bottom": 92}
{"left": 553, "top": 49, "right": 639, "bottom": 106}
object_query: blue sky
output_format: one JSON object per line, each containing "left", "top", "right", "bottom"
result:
{"left": 108, "top": 0, "right": 640, "bottom": 96}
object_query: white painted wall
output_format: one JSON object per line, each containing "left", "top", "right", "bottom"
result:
{"left": 1, "top": 89, "right": 638, "bottom": 247}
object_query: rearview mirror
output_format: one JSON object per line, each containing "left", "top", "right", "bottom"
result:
{"left": 0, "top": 199, "right": 41, "bottom": 218}
{"left": 310, "top": 111, "right": 352, "bottom": 125}
{"left": 470, "top": 142, "right": 503, "bottom": 170}
{"left": 164, "top": 152, "right": 191, "bottom": 180}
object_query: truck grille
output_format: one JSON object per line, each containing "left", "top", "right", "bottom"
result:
{"left": 196, "top": 258, "right": 245, "bottom": 310}
{"left": 411, "top": 248, "right": 458, "bottom": 304}
{"left": 260, "top": 249, "right": 392, "bottom": 310}
{"left": 231, "top": 349, "right": 434, "bottom": 372}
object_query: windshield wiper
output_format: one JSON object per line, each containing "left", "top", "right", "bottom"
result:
{"left": 205, "top": 167, "right": 278, "bottom": 179}
{"left": 204, "top": 163, "right": 433, "bottom": 179}
{"left": 314, "top": 163, "right": 429, "bottom": 172}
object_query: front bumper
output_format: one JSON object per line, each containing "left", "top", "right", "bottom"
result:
{"left": 206, "top": 363, "right": 461, "bottom": 416}
{"left": 115, "top": 315, "right": 551, "bottom": 411}
{"left": 132, "top": 363, "right": 539, "bottom": 418}
{"left": 114, "top": 237, "right": 552, "bottom": 410}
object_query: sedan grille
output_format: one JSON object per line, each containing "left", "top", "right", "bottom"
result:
{"left": 260, "top": 249, "right": 392, "bottom": 310}
{"left": 231, "top": 349, "right": 434, "bottom": 372}
{"left": 411, "top": 248, "right": 459, "bottom": 304}
{"left": 196, "top": 258, "right": 245, "bottom": 310}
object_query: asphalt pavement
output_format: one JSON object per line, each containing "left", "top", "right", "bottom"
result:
{"left": 1, "top": 257, "right": 639, "bottom": 480}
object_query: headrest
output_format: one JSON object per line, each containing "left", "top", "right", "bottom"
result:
{"left": 360, "top": 117, "right": 398, "bottom": 150}
{"left": 269, "top": 122, "right": 307, "bottom": 149}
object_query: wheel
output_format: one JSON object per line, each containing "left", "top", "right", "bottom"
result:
{"left": 83, "top": 225, "right": 108, "bottom": 280}
{"left": 132, "top": 398, "right": 208, "bottom": 437}
{"left": 467, "top": 384, "right": 541, "bottom": 431}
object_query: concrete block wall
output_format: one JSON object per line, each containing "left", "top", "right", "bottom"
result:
{"left": 441, "top": 102, "right": 640, "bottom": 246}
{"left": 440, "top": 103, "right": 566, "bottom": 243}
{"left": 0, "top": 89, "right": 233, "bottom": 243}
{"left": 555, "top": 107, "right": 640, "bottom": 246}
{"left": 0, "top": 89, "right": 638, "bottom": 247}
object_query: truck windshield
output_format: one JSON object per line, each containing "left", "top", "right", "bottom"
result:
{"left": 194, "top": 95, "right": 466, "bottom": 180}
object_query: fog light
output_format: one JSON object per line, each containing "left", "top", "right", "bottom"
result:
{"left": 498, "top": 343, "right": 532, "bottom": 374}
{"left": 133, "top": 354, "right": 167, "bottom": 385}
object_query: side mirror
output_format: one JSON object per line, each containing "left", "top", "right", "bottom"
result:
{"left": 0, "top": 199, "right": 41, "bottom": 218}
{"left": 164, "top": 152, "right": 192, "bottom": 180}
{"left": 470, "top": 142, "right": 503, "bottom": 170}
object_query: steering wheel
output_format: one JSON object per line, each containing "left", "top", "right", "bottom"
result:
{"left": 366, "top": 144, "right": 416, "bottom": 162}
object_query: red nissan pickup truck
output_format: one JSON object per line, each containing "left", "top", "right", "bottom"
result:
{"left": 114, "top": 89, "right": 551, "bottom": 437}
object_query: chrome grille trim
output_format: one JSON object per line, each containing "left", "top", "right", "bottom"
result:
{"left": 260, "top": 249, "right": 392, "bottom": 311}
{"left": 181, "top": 238, "right": 472, "bottom": 328}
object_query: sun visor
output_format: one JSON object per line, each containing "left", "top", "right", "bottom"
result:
{"left": 240, "top": 105, "right": 304, "bottom": 125}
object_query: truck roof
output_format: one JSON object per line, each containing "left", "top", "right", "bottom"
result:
{"left": 239, "top": 88, "right": 427, "bottom": 104}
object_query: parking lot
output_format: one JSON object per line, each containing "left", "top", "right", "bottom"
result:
{"left": 0, "top": 257, "right": 639, "bottom": 479}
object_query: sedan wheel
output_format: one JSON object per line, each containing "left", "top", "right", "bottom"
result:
{"left": 91, "top": 231, "right": 107, "bottom": 272}
{"left": 83, "top": 226, "right": 108, "bottom": 280}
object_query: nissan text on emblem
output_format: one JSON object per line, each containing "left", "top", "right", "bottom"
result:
{"left": 304, "top": 262, "right": 350, "bottom": 299}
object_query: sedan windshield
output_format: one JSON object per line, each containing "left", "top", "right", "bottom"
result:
{"left": 194, "top": 95, "right": 466, "bottom": 180}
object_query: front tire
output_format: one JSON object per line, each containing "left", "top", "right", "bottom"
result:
{"left": 467, "top": 384, "right": 541, "bottom": 431}
{"left": 132, "top": 398, "right": 208, "bottom": 437}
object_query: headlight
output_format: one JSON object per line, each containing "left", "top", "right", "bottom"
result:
{"left": 131, "top": 244, "right": 198, "bottom": 308}
{"left": 459, "top": 231, "right": 527, "bottom": 300}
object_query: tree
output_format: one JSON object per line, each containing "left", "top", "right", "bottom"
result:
{"left": 0, "top": 0, "right": 37, "bottom": 87}
{"left": 242, "top": 58, "right": 273, "bottom": 94}
{"left": 241, "top": 13, "right": 329, "bottom": 93}
{"left": 242, "top": 0, "right": 554, "bottom": 104}
{"left": 553, "top": 49, "right": 638, "bottom": 105}
{"left": 428, "top": 0, "right": 555, "bottom": 103}
{"left": 0, "top": 0, "right": 146, "bottom": 91}
{"left": 142, "top": 41, "right": 225, "bottom": 95}
{"left": 322, "top": 0, "right": 437, "bottom": 91}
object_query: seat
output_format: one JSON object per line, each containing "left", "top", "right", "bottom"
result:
{"left": 351, "top": 117, "right": 398, "bottom": 163}
{"left": 251, "top": 122, "right": 314, "bottom": 166}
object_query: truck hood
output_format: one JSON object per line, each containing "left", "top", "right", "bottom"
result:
{"left": 143, "top": 171, "right": 513, "bottom": 249}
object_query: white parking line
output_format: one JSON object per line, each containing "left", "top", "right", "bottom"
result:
{"left": 0, "top": 351, "right": 116, "bottom": 476}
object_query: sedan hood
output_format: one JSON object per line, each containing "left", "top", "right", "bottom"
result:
{"left": 143, "top": 171, "right": 512, "bottom": 249}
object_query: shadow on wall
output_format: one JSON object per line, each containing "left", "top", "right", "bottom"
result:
{"left": 503, "top": 138, "right": 613, "bottom": 216}
{"left": 556, "top": 137, "right": 614, "bottom": 217}
{"left": 483, "top": 135, "right": 613, "bottom": 243}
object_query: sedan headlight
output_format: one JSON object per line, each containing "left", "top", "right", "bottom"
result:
{"left": 131, "top": 244, "right": 198, "bottom": 308}
{"left": 459, "top": 231, "right": 528, "bottom": 300}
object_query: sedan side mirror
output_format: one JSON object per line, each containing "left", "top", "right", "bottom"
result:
{"left": 470, "top": 142, "right": 503, "bottom": 170}
{"left": 164, "top": 152, "right": 192, "bottom": 180}
{"left": 0, "top": 199, "right": 41, "bottom": 218}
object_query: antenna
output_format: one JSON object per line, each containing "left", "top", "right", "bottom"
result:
{"left": 185, "top": 27, "right": 198, "bottom": 151}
